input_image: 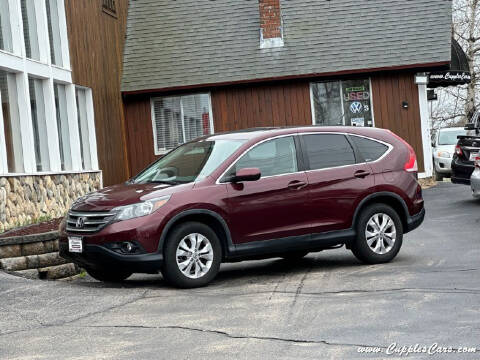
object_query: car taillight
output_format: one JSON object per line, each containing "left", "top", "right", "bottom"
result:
{"left": 387, "top": 130, "right": 418, "bottom": 173}
{"left": 475, "top": 156, "right": 480, "bottom": 168}
{"left": 404, "top": 145, "right": 418, "bottom": 173}
{"left": 455, "top": 144, "right": 463, "bottom": 157}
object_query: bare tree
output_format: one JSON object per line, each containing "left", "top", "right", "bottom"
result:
{"left": 453, "top": 0, "right": 480, "bottom": 117}
{"left": 430, "top": 0, "right": 480, "bottom": 130}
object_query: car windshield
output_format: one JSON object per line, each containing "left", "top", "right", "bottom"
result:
{"left": 132, "top": 139, "right": 246, "bottom": 184}
{"left": 438, "top": 129, "right": 466, "bottom": 145}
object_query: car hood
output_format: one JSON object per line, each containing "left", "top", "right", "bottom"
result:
{"left": 71, "top": 182, "right": 195, "bottom": 212}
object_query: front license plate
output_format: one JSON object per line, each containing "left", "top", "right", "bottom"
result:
{"left": 68, "top": 237, "right": 83, "bottom": 253}
{"left": 470, "top": 152, "right": 479, "bottom": 161}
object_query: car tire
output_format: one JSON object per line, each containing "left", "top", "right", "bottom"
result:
{"left": 280, "top": 251, "right": 309, "bottom": 261}
{"left": 162, "top": 222, "right": 221, "bottom": 288}
{"left": 86, "top": 268, "right": 133, "bottom": 282}
{"left": 434, "top": 170, "right": 443, "bottom": 181}
{"left": 351, "top": 204, "right": 403, "bottom": 264}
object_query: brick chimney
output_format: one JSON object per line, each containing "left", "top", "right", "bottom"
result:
{"left": 258, "top": 0, "right": 284, "bottom": 48}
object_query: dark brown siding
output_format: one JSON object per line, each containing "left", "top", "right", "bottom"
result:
{"left": 211, "top": 81, "right": 312, "bottom": 131}
{"left": 123, "top": 96, "right": 157, "bottom": 175}
{"left": 65, "top": 0, "right": 129, "bottom": 186}
{"left": 371, "top": 72, "right": 425, "bottom": 172}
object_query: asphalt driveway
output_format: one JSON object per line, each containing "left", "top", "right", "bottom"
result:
{"left": 0, "top": 182, "right": 479, "bottom": 359}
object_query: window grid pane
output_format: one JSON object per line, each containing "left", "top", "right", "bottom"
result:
{"left": 0, "top": 0, "right": 13, "bottom": 52}
{"left": 46, "top": 0, "right": 63, "bottom": 66}
{"left": 28, "top": 77, "right": 49, "bottom": 171}
{"left": 21, "top": 0, "right": 40, "bottom": 60}
{"left": 54, "top": 83, "right": 71, "bottom": 170}
{"left": 75, "top": 88, "right": 92, "bottom": 170}
{"left": 0, "top": 70, "right": 23, "bottom": 173}
{"left": 152, "top": 94, "right": 212, "bottom": 153}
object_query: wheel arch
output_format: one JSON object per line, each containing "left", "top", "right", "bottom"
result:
{"left": 352, "top": 192, "right": 409, "bottom": 232}
{"left": 158, "top": 209, "right": 234, "bottom": 260}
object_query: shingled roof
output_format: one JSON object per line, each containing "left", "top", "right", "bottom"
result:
{"left": 121, "top": 0, "right": 452, "bottom": 93}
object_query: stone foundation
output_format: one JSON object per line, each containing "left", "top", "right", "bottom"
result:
{"left": 0, "top": 172, "right": 102, "bottom": 233}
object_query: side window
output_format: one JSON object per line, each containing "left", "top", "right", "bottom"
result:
{"left": 302, "top": 134, "right": 355, "bottom": 170}
{"left": 350, "top": 136, "right": 388, "bottom": 162}
{"left": 231, "top": 136, "right": 298, "bottom": 178}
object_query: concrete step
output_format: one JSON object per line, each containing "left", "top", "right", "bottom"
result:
{"left": 38, "top": 263, "right": 80, "bottom": 280}
{"left": 0, "top": 252, "right": 67, "bottom": 271}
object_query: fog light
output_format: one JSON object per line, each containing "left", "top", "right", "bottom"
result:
{"left": 121, "top": 242, "right": 135, "bottom": 253}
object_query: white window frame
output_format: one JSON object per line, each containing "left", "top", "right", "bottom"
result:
{"left": 150, "top": 92, "right": 215, "bottom": 155}
{"left": 310, "top": 78, "right": 376, "bottom": 128}
{"left": 0, "top": 0, "right": 98, "bottom": 176}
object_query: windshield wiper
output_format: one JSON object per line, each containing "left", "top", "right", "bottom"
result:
{"left": 147, "top": 180, "right": 179, "bottom": 185}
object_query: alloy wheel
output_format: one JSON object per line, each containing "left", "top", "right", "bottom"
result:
{"left": 176, "top": 233, "right": 214, "bottom": 279}
{"left": 365, "top": 213, "right": 397, "bottom": 255}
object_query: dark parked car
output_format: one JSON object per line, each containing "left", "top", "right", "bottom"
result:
{"left": 59, "top": 127, "right": 425, "bottom": 288}
{"left": 452, "top": 111, "right": 480, "bottom": 185}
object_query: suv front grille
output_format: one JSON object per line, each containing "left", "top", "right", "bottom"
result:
{"left": 66, "top": 210, "right": 116, "bottom": 234}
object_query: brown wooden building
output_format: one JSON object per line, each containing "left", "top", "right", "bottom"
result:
{"left": 120, "top": 0, "right": 453, "bottom": 180}
{"left": 65, "top": 0, "right": 129, "bottom": 186}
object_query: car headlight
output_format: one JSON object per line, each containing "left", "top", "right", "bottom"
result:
{"left": 437, "top": 151, "right": 451, "bottom": 158}
{"left": 113, "top": 195, "right": 171, "bottom": 221}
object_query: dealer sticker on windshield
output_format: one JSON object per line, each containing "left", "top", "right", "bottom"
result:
{"left": 68, "top": 237, "right": 83, "bottom": 253}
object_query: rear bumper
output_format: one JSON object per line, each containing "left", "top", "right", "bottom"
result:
{"left": 59, "top": 242, "right": 163, "bottom": 273}
{"left": 451, "top": 158, "right": 474, "bottom": 185}
{"left": 406, "top": 208, "right": 425, "bottom": 233}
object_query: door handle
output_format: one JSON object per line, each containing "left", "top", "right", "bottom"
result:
{"left": 288, "top": 180, "right": 307, "bottom": 190}
{"left": 354, "top": 170, "right": 371, "bottom": 178}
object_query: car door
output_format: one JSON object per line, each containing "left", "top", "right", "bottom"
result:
{"left": 223, "top": 136, "right": 310, "bottom": 244}
{"left": 299, "top": 133, "right": 374, "bottom": 234}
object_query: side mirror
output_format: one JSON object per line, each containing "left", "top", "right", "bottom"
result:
{"left": 465, "top": 123, "right": 476, "bottom": 130}
{"left": 232, "top": 168, "right": 261, "bottom": 183}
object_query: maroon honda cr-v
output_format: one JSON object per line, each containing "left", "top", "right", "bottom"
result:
{"left": 59, "top": 127, "right": 425, "bottom": 288}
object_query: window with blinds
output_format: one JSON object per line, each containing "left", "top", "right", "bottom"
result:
{"left": 151, "top": 94, "right": 213, "bottom": 154}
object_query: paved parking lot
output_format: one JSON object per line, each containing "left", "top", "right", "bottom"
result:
{"left": 1, "top": 182, "right": 479, "bottom": 359}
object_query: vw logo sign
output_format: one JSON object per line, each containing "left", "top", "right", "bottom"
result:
{"left": 76, "top": 217, "right": 86, "bottom": 228}
{"left": 350, "top": 102, "right": 363, "bottom": 114}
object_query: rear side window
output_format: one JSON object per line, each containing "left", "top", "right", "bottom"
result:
{"left": 302, "top": 134, "right": 355, "bottom": 170}
{"left": 350, "top": 136, "right": 388, "bottom": 162}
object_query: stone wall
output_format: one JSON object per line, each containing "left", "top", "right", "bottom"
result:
{"left": 0, "top": 172, "right": 102, "bottom": 233}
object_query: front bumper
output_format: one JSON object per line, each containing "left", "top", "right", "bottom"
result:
{"left": 434, "top": 156, "right": 453, "bottom": 174}
{"left": 405, "top": 208, "right": 425, "bottom": 233}
{"left": 59, "top": 242, "right": 163, "bottom": 273}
